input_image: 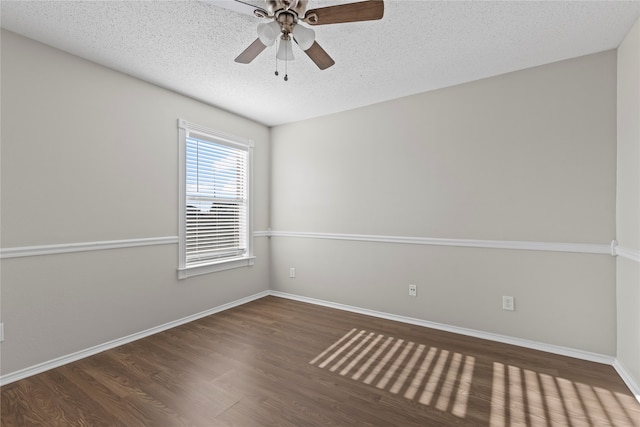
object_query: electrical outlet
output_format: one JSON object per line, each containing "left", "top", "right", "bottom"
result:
{"left": 289, "top": 267, "right": 296, "bottom": 278}
{"left": 409, "top": 284, "right": 417, "bottom": 297}
{"left": 502, "top": 296, "right": 514, "bottom": 311}
{"left": 0, "top": 323, "right": 4, "bottom": 342}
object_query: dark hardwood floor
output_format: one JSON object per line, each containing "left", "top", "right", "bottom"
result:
{"left": 2, "top": 296, "right": 639, "bottom": 426}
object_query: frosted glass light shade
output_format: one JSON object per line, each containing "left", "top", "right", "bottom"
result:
{"left": 276, "top": 38, "right": 295, "bottom": 61}
{"left": 257, "top": 20, "right": 281, "bottom": 46}
{"left": 292, "top": 24, "right": 315, "bottom": 51}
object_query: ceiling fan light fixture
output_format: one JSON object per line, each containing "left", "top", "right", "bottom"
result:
{"left": 292, "top": 23, "right": 315, "bottom": 51}
{"left": 234, "top": 0, "right": 384, "bottom": 71}
{"left": 257, "top": 20, "right": 281, "bottom": 46}
{"left": 276, "top": 37, "right": 295, "bottom": 61}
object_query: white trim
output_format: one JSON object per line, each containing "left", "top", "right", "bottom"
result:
{"left": 177, "top": 256, "right": 256, "bottom": 279}
{"left": 0, "top": 290, "right": 270, "bottom": 386}
{"left": 0, "top": 232, "right": 271, "bottom": 260}
{"left": 178, "top": 121, "right": 188, "bottom": 271}
{"left": 178, "top": 119, "right": 254, "bottom": 149}
{"left": 270, "top": 231, "right": 613, "bottom": 255}
{"left": 613, "top": 359, "right": 640, "bottom": 403}
{"left": 0, "top": 237, "right": 179, "bottom": 259}
{"left": 616, "top": 245, "right": 640, "bottom": 263}
{"left": 0, "top": 232, "right": 616, "bottom": 260}
{"left": 269, "top": 291, "right": 615, "bottom": 366}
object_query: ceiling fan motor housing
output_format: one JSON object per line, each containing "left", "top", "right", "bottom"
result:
{"left": 266, "top": 0, "right": 308, "bottom": 17}
{"left": 277, "top": 12, "right": 296, "bottom": 34}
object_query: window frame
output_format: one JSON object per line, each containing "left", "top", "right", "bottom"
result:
{"left": 177, "top": 119, "right": 254, "bottom": 279}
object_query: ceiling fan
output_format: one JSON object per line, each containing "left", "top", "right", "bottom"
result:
{"left": 210, "top": 0, "right": 384, "bottom": 75}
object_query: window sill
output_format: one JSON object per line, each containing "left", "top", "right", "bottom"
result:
{"left": 178, "top": 256, "right": 255, "bottom": 279}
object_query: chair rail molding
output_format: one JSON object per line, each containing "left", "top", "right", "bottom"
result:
{"left": 0, "top": 232, "right": 271, "bottom": 259}
{"left": 270, "top": 231, "right": 614, "bottom": 256}
{"left": 612, "top": 240, "right": 640, "bottom": 263}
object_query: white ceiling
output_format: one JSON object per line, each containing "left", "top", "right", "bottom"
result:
{"left": 2, "top": 0, "right": 639, "bottom": 127}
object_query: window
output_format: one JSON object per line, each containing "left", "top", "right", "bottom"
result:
{"left": 178, "top": 119, "right": 254, "bottom": 278}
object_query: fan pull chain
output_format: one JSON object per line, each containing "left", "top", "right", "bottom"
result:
{"left": 273, "top": 37, "right": 289, "bottom": 82}
{"left": 284, "top": 36, "right": 289, "bottom": 82}
{"left": 284, "top": 38, "right": 289, "bottom": 81}
{"left": 274, "top": 39, "right": 279, "bottom": 77}
{"left": 284, "top": 36, "right": 291, "bottom": 82}
{"left": 284, "top": 59, "right": 288, "bottom": 82}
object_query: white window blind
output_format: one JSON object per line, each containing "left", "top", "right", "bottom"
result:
{"left": 178, "top": 120, "right": 254, "bottom": 278}
{"left": 186, "top": 136, "right": 247, "bottom": 262}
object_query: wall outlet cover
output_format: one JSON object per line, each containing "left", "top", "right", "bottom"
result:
{"left": 502, "top": 296, "right": 514, "bottom": 311}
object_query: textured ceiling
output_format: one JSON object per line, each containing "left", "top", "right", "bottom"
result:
{"left": 2, "top": 0, "right": 639, "bottom": 127}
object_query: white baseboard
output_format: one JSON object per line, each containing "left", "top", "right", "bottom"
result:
{"left": 269, "top": 291, "right": 615, "bottom": 366}
{"left": 613, "top": 359, "right": 640, "bottom": 403}
{"left": 0, "top": 290, "right": 270, "bottom": 386}
{"left": 4, "top": 289, "right": 638, "bottom": 406}
{"left": 271, "top": 292, "right": 640, "bottom": 404}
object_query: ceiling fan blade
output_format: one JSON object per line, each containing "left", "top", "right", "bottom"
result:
{"left": 303, "top": 0, "right": 383, "bottom": 26}
{"left": 201, "top": 0, "right": 269, "bottom": 18}
{"left": 303, "top": 41, "right": 335, "bottom": 70}
{"left": 235, "top": 38, "right": 268, "bottom": 63}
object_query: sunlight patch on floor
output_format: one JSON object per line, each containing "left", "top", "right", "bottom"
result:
{"left": 490, "top": 362, "right": 637, "bottom": 426}
{"left": 310, "top": 329, "right": 475, "bottom": 419}
{"left": 310, "top": 329, "right": 638, "bottom": 425}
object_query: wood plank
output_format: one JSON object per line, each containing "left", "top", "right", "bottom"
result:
{"left": 2, "top": 296, "right": 639, "bottom": 426}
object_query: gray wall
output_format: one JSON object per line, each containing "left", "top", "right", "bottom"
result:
{"left": 0, "top": 30, "right": 271, "bottom": 375}
{"left": 270, "top": 51, "right": 618, "bottom": 355}
{"left": 616, "top": 17, "right": 640, "bottom": 389}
